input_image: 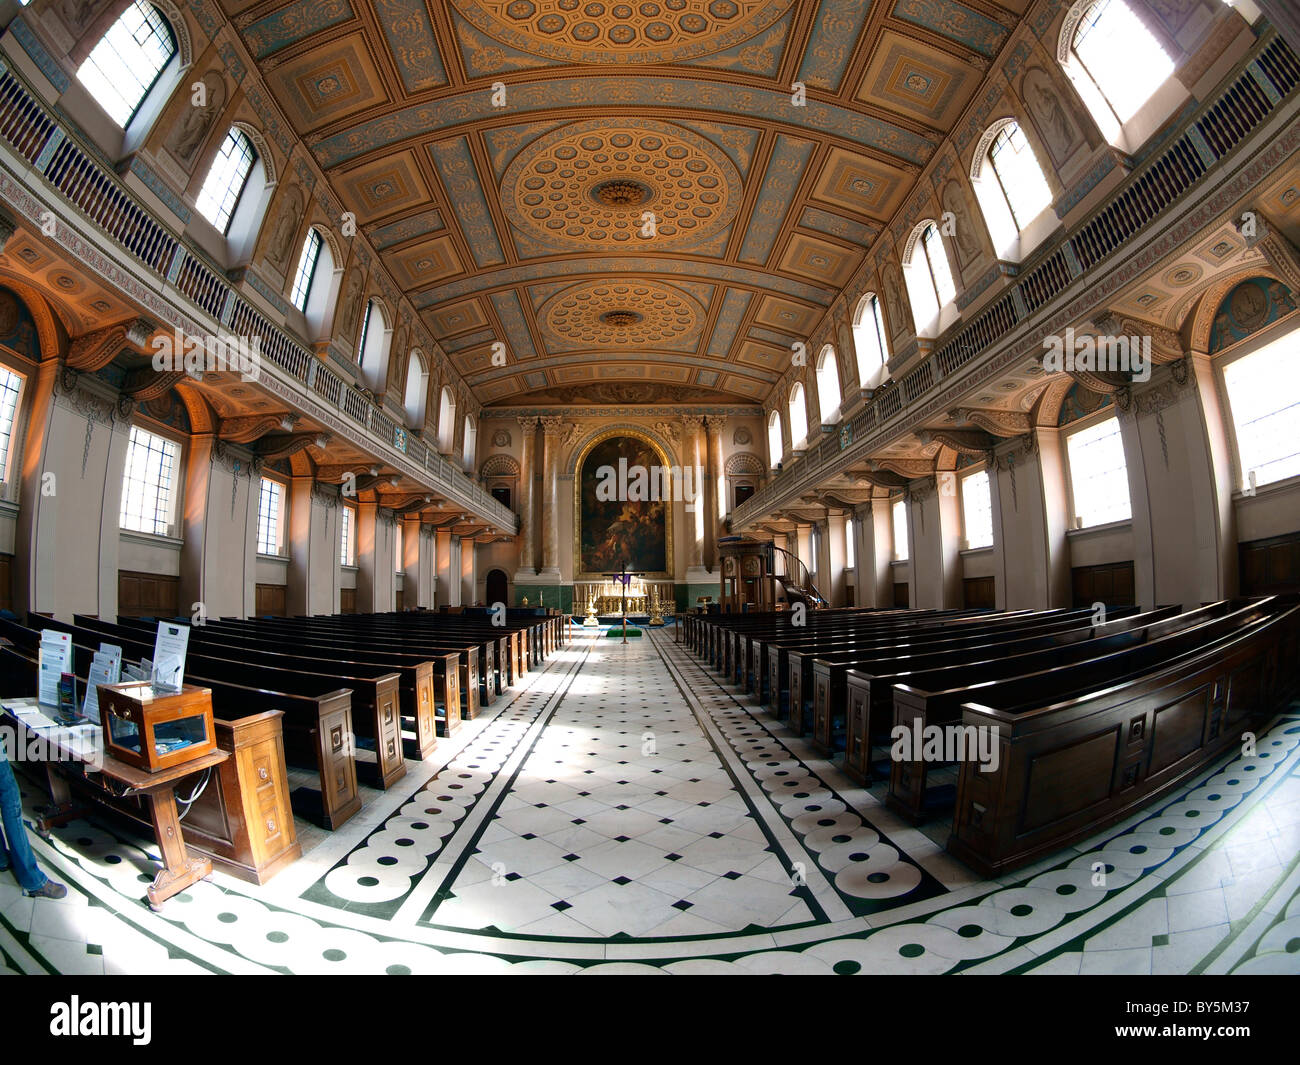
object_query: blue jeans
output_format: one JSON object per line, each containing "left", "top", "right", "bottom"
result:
{"left": 0, "top": 747, "right": 47, "bottom": 892}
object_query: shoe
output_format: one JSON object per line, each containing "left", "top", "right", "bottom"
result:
{"left": 25, "top": 880, "right": 67, "bottom": 900}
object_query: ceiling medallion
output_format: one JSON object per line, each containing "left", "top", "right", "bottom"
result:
{"left": 539, "top": 279, "right": 704, "bottom": 347}
{"left": 600, "top": 310, "right": 643, "bottom": 327}
{"left": 503, "top": 118, "right": 741, "bottom": 250}
{"left": 591, "top": 179, "right": 652, "bottom": 208}
{"left": 451, "top": 0, "right": 794, "bottom": 65}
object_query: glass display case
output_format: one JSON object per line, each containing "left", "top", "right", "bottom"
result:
{"left": 98, "top": 682, "right": 216, "bottom": 773}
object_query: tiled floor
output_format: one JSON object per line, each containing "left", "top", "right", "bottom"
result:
{"left": 2, "top": 622, "right": 1298, "bottom": 974}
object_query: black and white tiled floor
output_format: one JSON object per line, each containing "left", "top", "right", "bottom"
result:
{"left": 2, "top": 623, "right": 1299, "bottom": 974}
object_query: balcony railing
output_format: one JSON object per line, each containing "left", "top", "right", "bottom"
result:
{"left": 0, "top": 53, "right": 515, "bottom": 533}
{"left": 736, "top": 31, "right": 1298, "bottom": 530}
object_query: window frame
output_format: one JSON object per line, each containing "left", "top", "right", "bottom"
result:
{"left": 340, "top": 502, "right": 357, "bottom": 568}
{"left": 255, "top": 475, "right": 287, "bottom": 557}
{"left": 290, "top": 228, "right": 323, "bottom": 313}
{"left": 788, "top": 382, "right": 809, "bottom": 451}
{"left": 75, "top": 1, "right": 179, "bottom": 130}
{"left": 1063, "top": 409, "right": 1134, "bottom": 530}
{"left": 959, "top": 466, "right": 995, "bottom": 550}
{"left": 394, "top": 522, "right": 404, "bottom": 575}
{"left": 1214, "top": 317, "right": 1300, "bottom": 496}
{"left": 0, "top": 365, "right": 26, "bottom": 492}
{"left": 195, "top": 126, "right": 258, "bottom": 236}
{"left": 815, "top": 344, "right": 842, "bottom": 424}
{"left": 119, "top": 423, "right": 184, "bottom": 538}
{"left": 852, "top": 293, "right": 890, "bottom": 386}
{"left": 891, "top": 496, "right": 909, "bottom": 562}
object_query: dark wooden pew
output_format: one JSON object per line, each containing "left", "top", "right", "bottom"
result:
{"left": 876, "top": 599, "right": 1279, "bottom": 816}
{"left": 799, "top": 607, "right": 1142, "bottom": 751}
{"left": 946, "top": 597, "right": 1300, "bottom": 875}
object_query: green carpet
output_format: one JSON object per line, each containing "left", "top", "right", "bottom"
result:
{"left": 605, "top": 628, "right": 643, "bottom": 638}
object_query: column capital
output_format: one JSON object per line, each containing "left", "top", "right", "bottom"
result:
{"left": 540, "top": 415, "right": 568, "bottom": 436}
{"left": 681, "top": 413, "right": 704, "bottom": 429}
{"left": 515, "top": 414, "right": 539, "bottom": 431}
{"left": 702, "top": 414, "right": 727, "bottom": 435}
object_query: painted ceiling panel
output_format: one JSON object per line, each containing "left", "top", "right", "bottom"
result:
{"left": 236, "top": 0, "right": 1025, "bottom": 406}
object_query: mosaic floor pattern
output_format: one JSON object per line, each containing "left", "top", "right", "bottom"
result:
{"left": 1, "top": 623, "right": 1298, "bottom": 974}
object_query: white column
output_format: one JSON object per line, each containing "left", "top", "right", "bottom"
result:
{"left": 515, "top": 415, "right": 537, "bottom": 576}
{"left": 537, "top": 416, "right": 565, "bottom": 580}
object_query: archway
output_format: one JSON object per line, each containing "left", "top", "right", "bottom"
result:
{"left": 486, "top": 568, "right": 508, "bottom": 608}
{"left": 572, "top": 429, "right": 674, "bottom": 578}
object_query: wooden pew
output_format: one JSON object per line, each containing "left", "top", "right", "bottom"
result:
{"left": 946, "top": 597, "right": 1300, "bottom": 875}
{"left": 110, "top": 615, "right": 452, "bottom": 754}
{"left": 872, "top": 599, "right": 1275, "bottom": 813}
{"left": 799, "top": 607, "right": 1141, "bottom": 751}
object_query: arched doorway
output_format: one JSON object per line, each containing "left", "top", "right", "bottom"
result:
{"left": 486, "top": 568, "right": 508, "bottom": 607}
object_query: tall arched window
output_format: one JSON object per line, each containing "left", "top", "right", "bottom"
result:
{"left": 987, "top": 122, "right": 1053, "bottom": 231}
{"left": 816, "top": 345, "right": 841, "bottom": 423}
{"left": 403, "top": 353, "right": 428, "bottom": 429}
{"left": 356, "top": 298, "right": 391, "bottom": 393}
{"left": 437, "top": 387, "right": 455, "bottom": 454}
{"left": 195, "top": 127, "right": 257, "bottom": 234}
{"left": 767, "top": 410, "right": 784, "bottom": 468}
{"left": 852, "top": 293, "right": 890, "bottom": 385}
{"left": 76, "top": 1, "right": 177, "bottom": 127}
{"left": 462, "top": 415, "right": 478, "bottom": 472}
{"left": 1064, "top": 0, "right": 1174, "bottom": 133}
{"left": 290, "top": 229, "right": 322, "bottom": 312}
{"left": 904, "top": 222, "right": 958, "bottom": 332}
{"left": 788, "top": 382, "right": 809, "bottom": 450}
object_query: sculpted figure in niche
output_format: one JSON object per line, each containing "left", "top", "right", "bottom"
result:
{"left": 944, "top": 181, "right": 981, "bottom": 265}
{"left": 1022, "top": 68, "right": 1076, "bottom": 165}
{"left": 883, "top": 264, "right": 908, "bottom": 334}
{"left": 338, "top": 270, "right": 364, "bottom": 337}
{"left": 168, "top": 74, "right": 226, "bottom": 166}
{"left": 266, "top": 185, "right": 303, "bottom": 269}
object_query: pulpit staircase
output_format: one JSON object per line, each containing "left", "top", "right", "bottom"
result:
{"left": 763, "top": 542, "right": 827, "bottom": 610}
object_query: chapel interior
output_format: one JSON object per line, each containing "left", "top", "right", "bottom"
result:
{"left": 0, "top": 0, "right": 1296, "bottom": 976}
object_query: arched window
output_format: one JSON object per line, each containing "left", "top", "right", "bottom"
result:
{"left": 437, "top": 387, "right": 455, "bottom": 454}
{"left": 816, "top": 345, "right": 841, "bottom": 423}
{"left": 767, "top": 410, "right": 783, "bottom": 468}
{"left": 788, "top": 382, "right": 809, "bottom": 450}
{"left": 987, "top": 122, "right": 1053, "bottom": 232}
{"left": 289, "top": 227, "right": 338, "bottom": 337}
{"left": 904, "top": 222, "right": 958, "bottom": 332}
{"left": 1064, "top": 0, "right": 1174, "bottom": 133}
{"left": 892, "top": 497, "right": 909, "bottom": 562}
{"left": 290, "top": 229, "right": 322, "bottom": 312}
{"left": 852, "top": 293, "right": 890, "bottom": 385}
{"left": 76, "top": 1, "right": 177, "bottom": 128}
{"left": 196, "top": 127, "right": 257, "bottom": 234}
{"left": 355, "top": 298, "right": 391, "bottom": 392}
{"left": 462, "top": 415, "right": 477, "bottom": 472}
{"left": 403, "top": 353, "right": 428, "bottom": 429}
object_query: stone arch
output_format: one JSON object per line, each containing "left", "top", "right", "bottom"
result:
{"left": 725, "top": 452, "right": 766, "bottom": 477}
{"left": 564, "top": 422, "right": 679, "bottom": 476}
{"left": 480, "top": 453, "right": 521, "bottom": 479}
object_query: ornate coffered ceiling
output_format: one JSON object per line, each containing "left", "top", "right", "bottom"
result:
{"left": 234, "top": 0, "right": 1021, "bottom": 405}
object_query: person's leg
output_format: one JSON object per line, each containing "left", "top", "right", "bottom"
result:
{"left": 0, "top": 749, "right": 48, "bottom": 893}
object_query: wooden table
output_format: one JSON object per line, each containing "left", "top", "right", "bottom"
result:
{"left": 2, "top": 702, "right": 229, "bottom": 909}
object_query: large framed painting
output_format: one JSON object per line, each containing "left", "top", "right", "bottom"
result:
{"left": 575, "top": 431, "right": 671, "bottom": 577}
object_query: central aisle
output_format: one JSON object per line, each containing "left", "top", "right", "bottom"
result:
{"left": 429, "top": 628, "right": 814, "bottom": 938}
